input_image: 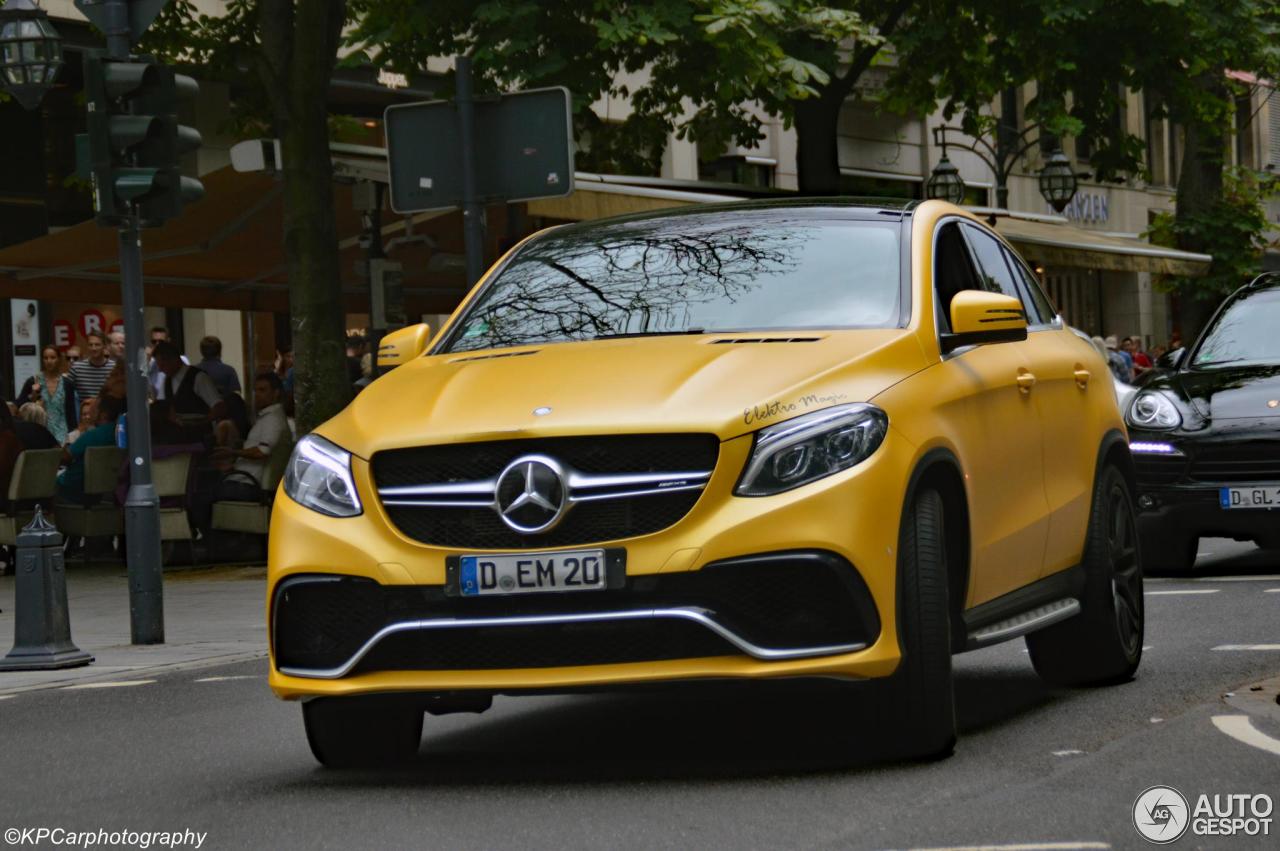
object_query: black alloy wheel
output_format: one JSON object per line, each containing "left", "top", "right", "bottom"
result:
{"left": 1027, "top": 465, "right": 1144, "bottom": 686}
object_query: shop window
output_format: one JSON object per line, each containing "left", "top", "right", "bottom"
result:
{"left": 1235, "top": 94, "right": 1257, "bottom": 169}
{"left": 1144, "top": 92, "right": 1169, "bottom": 186}
{"left": 1268, "top": 88, "right": 1280, "bottom": 169}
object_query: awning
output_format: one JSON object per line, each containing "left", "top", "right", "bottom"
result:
{"left": 0, "top": 167, "right": 473, "bottom": 314}
{"left": 993, "top": 216, "right": 1212, "bottom": 277}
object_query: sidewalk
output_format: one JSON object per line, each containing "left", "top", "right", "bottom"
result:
{"left": 0, "top": 563, "right": 267, "bottom": 694}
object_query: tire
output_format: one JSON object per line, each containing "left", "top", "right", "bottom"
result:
{"left": 1026, "top": 465, "right": 1144, "bottom": 686}
{"left": 303, "top": 696, "right": 424, "bottom": 769}
{"left": 884, "top": 486, "right": 956, "bottom": 760}
{"left": 1140, "top": 529, "right": 1197, "bottom": 575}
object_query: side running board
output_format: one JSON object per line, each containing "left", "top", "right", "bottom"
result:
{"left": 965, "top": 598, "right": 1081, "bottom": 650}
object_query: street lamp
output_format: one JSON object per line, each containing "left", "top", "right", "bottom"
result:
{"left": 1037, "top": 148, "right": 1078, "bottom": 213}
{"left": 925, "top": 151, "right": 967, "bottom": 205}
{"left": 0, "top": 0, "right": 62, "bottom": 111}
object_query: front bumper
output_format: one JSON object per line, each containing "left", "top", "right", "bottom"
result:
{"left": 1130, "top": 430, "right": 1280, "bottom": 545}
{"left": 267, "top": 429, "right": 919, "bottom": 699}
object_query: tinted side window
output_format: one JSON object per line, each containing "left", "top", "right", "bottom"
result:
{"left": 933, "top": 222, "right": 982, "bottom": 332}
{"left": 1003, "top": 247, "right": 1057, "bottom": 325}
{"left": 960, "top": 224, "right": 1025, "bottom": 304}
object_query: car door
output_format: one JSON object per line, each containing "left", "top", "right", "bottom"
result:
{"left": 999, "top": 245, "right": 1097, "bottom": 576}
{"left": 934, "top": 221, "right": 1050, "bottom": 604}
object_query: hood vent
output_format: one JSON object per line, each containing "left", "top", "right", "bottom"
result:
{"left": 449, "top": 349, "right": 540, "bottom": 364}
{"left": 709, "top": 337, "right": 822, "bottom": 345}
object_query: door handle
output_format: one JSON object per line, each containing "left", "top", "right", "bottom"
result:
{"left": 1017, "top": 369, "right": 1037, "bottom": 393}
{"left": 1074, "top": 367, "right": 1091, "bottom": 388}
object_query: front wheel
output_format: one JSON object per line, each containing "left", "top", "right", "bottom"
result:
{"left": 303, "top": 696, "right": 424, "bottom": 769}
{"left": 883, "top": 486, "right": 956, "bottom": 760}
{"left": 1027, "top": 465, "right": 1144, "bottom": 686}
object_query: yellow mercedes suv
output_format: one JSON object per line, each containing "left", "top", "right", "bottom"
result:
{"left": 269, "top": 199, "right": 1142, "bottom": 767}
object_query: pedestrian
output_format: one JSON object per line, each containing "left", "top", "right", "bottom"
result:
{"left": 1104, "top": 335, "right": 1132, "bottom": 383}
{"left": 16, "top": 345, "right": 76, "bottom": 445}
{"left": 57, "top": 395, "right": 121, "bottom": 504}
{"left": 15, "top": 403, "right": 59, "bottom": 450}
{"left": 65, "top": 398, "right": 95, "bottom": 446}
{"left": 1130, "top": 335, "right": 1153, "bottom": 377}
{"left": 65, "top": 345, "right": 81, "bottom": 365}
{"left": 0, "top": 403, "right": 23, "bottom": 498}
{"left": 346, "top": 333, "right": 367, "bottom": 385}
{"left": 153, "top": 340, "right": 226, "bottom": 441}
{"left": 146, "top": 326, "right": 187, "bottom": 398}
{"left": 108, "top": 329, "right": 126, "bottom": 362}
{"left": 212, "top": 373, "right": 290, "bottom": 499}
{"left": 1168, "top": 330, "right": 1184, "bottom": 353}
{"left": 196, "top": 335, "right": 242, "bottom": 399}
{"left": 69, "top": 330, "right": 115, "bottom": 401}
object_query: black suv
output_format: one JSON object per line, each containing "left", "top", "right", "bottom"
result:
{"left": 1128, "top": 274, "right": 1280, "bottom": 571}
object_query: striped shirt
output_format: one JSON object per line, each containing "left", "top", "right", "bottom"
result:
{"left": 70, "top": 357, "right": 115, "bottom": 401}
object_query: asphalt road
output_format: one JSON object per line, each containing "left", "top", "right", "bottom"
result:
{"left": 2, "top": 540, "right": 1278, "bottom": 851}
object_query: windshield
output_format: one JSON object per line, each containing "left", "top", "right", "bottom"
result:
{"left": 440, "top": 209, "right": 903, "bottom": 353}
{"left": 1191, "top": 288, "right": 1280, "bottom": 368}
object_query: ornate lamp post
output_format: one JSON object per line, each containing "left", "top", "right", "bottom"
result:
{"left": 925, "top": 147, "right": 967, "bottom": 205}
{"left": 1037, "top": 148, "right": 1078, "bottom": 212}
{"left": 0, "top": 0, "right": 62, "bottom": 110}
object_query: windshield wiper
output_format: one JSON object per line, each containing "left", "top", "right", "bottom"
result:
{"left": 593, "top": 328, "right": 708, "bottom": 340}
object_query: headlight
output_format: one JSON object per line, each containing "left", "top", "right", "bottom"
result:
{"left": 736, "top": 403, "right": 888, "bottom": 497}
{"left": 1127, "top": 391, "right": 1182, "bottom": 430}
{"left": 283, "top": 435, "right": 363, "bottom": 517}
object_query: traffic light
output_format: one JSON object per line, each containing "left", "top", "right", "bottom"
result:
{"left": 80, "top": 53, "right": 204, "bottom": 227}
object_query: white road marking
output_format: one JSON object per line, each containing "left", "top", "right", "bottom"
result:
{"left": 1147, "top": 574, "right": 1280, "bottom": 583}
{"left": 1145, "top": 589, "right": 1218, "bottom": 595}
{"left": 1052, "top": 749, "right": 1084, "bottom": 756}
{"left": 193, "top": 675, "right": 260, "bottom": 682}
{"left": 0, "top": 695, "right": 13, "bottom": 700}
{"left": 61, "top": 680, "right": 156, "bottom": 690}
{"left": 1143, "top": 645, "right": 1153, "bottom": 651}
{"left": 1212, "top": 715, "right": 1280, "bottom": 757}
{"left": 1213, "top": 644, "right": 1280, "bottom": 651}
{"left": 900, "top": 844, "right": 1110, "bottom": 851}
{"left": 1265, "top": 588, "right": 1280, "bottom": 593}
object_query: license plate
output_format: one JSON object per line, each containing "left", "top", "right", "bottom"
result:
{"left": 458, "top": 549, "right": 607, "bottom": 596}
{"left": 1219, "top": 485, "right": 1280, "bottom": 509}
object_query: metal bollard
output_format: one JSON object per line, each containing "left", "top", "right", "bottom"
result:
{"left": 0, "top": 506, "right": 94, "bottom": 670}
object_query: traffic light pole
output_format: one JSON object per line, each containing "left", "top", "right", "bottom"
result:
{"left": 103, "top": 0, "right": 165, "bottom": 644}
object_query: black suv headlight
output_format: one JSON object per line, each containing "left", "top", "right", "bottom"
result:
{"left": 282, "top": 434, "right": 363, "bottom": 517}
{"left": 736, "top": 403, "right": 888, "bottom": 497}
{"left": 1126, "top": 390, "right": 1182, "bottom": 430}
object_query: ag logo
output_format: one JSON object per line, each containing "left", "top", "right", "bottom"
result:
{"left": 1133, "top": 785, "right": 1190, "bottom": 844}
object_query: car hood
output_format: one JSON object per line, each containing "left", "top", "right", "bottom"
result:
{"left": 321, "top": 330, "right": 928, "bottom": 457}
{"left": 1158, "top": 364, "right": 1280, "bottom": 421}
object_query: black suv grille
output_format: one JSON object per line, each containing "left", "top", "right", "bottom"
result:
{"left": 1188, "top": 442, "right": 1280, "bottom": 483}
{"left": 1133, "top": 453, "right": 1188, "bottom": 486}
{"left": 371, "top": 434, "right": 718, "bottom": 549}
{"left": 272, "top": 552, "right": 880, "bottom": 674}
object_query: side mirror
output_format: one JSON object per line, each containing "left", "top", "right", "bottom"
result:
{"left": 376, "top": 323, "right": 432, "bottom": 371}
{"left": 940, "top": 290, "right": 1029, "bottom": 354}
{"left": 1156, "top": 348, "right": 1185, "bottom": 370}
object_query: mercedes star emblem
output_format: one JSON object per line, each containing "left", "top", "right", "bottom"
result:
{"left": 494, "top": 455, "right": 568, "bottom": 533}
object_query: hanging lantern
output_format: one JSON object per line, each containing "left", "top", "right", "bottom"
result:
{"left": 925, "top": 154, "right": 967, "bottom": 205}
{"left": 0, "top": 0, "right": 62, "bottom": 111}
{"left": 1038, "top": 148, "right": 1078, "bottom": 213}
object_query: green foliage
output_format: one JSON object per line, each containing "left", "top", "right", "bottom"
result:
{"left": 1148, "top": 168, "right": 1280, "bottom": 299}
{"left": 347, "top": 0, "right": 877, "bottom": 169}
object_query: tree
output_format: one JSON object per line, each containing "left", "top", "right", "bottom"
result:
{"left": 144, "top": 0, "right": 353, "bottom": 434}
{"left": 348, "top": 0, "right": 910, "bottom": 192}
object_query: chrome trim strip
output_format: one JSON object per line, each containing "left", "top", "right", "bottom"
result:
{"left": 966, "top": 597, "right": 1081, "bottom": 649}
{"left": 376, "top": 467, "right": 713, "bottom": 506}
{"left": 568, "top": 482, "right": 709, "bottom": 503}
{"left": 566, "top": 470, "right": 712, "bottom": 490}
{"left": 277, "top": 607, "right": 868, "bottom": 679}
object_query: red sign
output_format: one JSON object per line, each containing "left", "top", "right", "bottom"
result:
{"left": 78, "top": 309, "right": 105, "bottom": 339}
{"left": 52, "top": 319, "right": 74, "bottom": 349}
{"left": 109, "top": 318, "right": 124, "bottom": 336}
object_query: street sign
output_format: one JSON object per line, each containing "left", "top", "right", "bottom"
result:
{"left": 74, "top": 0, "right": 170, "bottom": 45}
{"left": 385, "top": 86, "right": 574, "bottom": 214}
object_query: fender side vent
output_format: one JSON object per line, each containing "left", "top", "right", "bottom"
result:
{"left": 709, "top": 337, "right": 822, "bottom": 345}
{"left": 450, "top": 350, "right": 540, "bottom": 363}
